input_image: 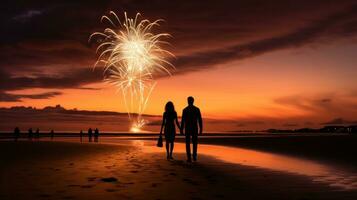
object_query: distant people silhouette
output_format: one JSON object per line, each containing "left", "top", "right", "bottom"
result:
{"left": 88, "top": 128, "right": 93, "bottom": 142}
{"left": 94, "top": 128, "right": 99, "bottom": 142}
{"left": 14, "top": 127, "right": 20, "bottom": 141}
{"left": 80, "top": 130, "right": 83, "bottom": 142}
{"left": 50, "top": 129, "right": 54, "bottom": 140}
{"left": 160, "top": 101, "right": 181, "bottom": 160}
{"left": 28, "top": 128, "right": 33, "bottom": 140}
{"left": 35, "top": 128, "right": 40, "bottom": 139}
{"left": 181, "top": 96, "right": 203, "bottom": 162}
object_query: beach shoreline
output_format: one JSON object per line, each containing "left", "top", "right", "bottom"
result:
{"left": 1, "top": 139, "right": 357, "bottom": 199}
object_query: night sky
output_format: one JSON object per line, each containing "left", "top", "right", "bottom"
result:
{"left": 1, "top": 0, "right": 357, "bottom": 131}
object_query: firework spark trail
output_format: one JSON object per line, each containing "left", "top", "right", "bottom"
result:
{"left": 90, "top": 11, "right": 174, "bottom": 132}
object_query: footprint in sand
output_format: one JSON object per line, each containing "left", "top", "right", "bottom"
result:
{"left": 151, "top": 183, "right": 161, "bottom": 187}
{"left": 62, "top": 195, "right": 75, "bottom": 199}
{"left": 105, "top": 188, "right": 119, "bottom": 192}
{"left": 81, "top": 184, "right": 94, "bottom": 188}
{"left": 101, "top": 177, "right": 118, "bottom": 183}
{"left": 182, "top": 178, "right": 199, "bottom": 186}
{"left": 67, "top": 184, "right": 81, "bottom": 187}
{"left": 37, "top": 194, "right": 52, "bottom": 198}
{"left": 213, "top": 194, "right": 225, "bottom": 198}
{"left": 169, "top": 172, "right": 177, "bottom": 176}
{"left": 87, "top": 177, "right": 97, "bottom": 182}
{"left": 132, "top": 164, "right": 142, "bottom": 168}
{"left": 205, "top": 175, "right": 218, "bottom": 183}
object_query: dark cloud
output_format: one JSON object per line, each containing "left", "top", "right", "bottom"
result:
{"left": 304, "top": 121, "right": 315, "bottom": 126}
{"left": 320, "top": 98, "right": 332, "bottom": 103}
{"left": 0, "top": 68, "right": 102, "bottom": 91}
{"left": 0, "top": 0, "right": 357, "bottom": 96}
{"left": 0, "top": 67, "right": 102, "bottom": 102}
{"left": 282, "top": 123, "right": 299, "bottom": 127}
{"left": 274, "top": 95, "right": 314, "bottom": 111}
{"left": 0, "top": 105, "right": 161, "bottom": 131}
{"left": 12, "top": 10, "right": 43, "bottom": 22}
{"left": 274, "top": 93, "right": 357, "bottom": 117}
{"left": 146, "top": 120, "right": 162, "bottom": 126}
{"left": 0, "top": 91, "right": 61, "bottom": 102}
{"left": 236, "top": 121, "right": 265, "bottom": 127}
{"left": 322, "top": 118, "right": 357, "bottom": 125}
{"left": 173, "top": 4, "right": 357, "bottom": 74}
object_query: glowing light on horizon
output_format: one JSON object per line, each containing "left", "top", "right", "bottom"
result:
{"left": 90, "top": 11, "right": 174, "bottom": 132}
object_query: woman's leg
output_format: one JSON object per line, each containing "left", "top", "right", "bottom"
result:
{"left": 169, "top": 142, "right": 174, "bottom": 158}
{"left": 165, "top": 141, "right": 170, "bottom": 159}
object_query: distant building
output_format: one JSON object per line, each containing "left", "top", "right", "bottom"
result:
{"left": 348, "top": 125, "right": 357, "bottom": 134}
{"left": 321, "top": 126, "right": 348, "bottom": 133}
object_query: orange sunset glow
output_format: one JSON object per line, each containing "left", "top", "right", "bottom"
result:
{"left": 1, "top": 1, "right": 356, "bottom": 132}
{"left": 2, "top": 2, "right": 357, "bottom": 200}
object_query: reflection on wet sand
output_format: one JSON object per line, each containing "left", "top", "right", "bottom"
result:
{"left": 138, "top": 140, "right": 357, "bottom": 190}
{"left": 14, "top": 137, "right": 357, "bottom": 190}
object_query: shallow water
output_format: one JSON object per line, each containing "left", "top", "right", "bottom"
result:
{"left": 132, "top": 140, "right": 356, "bottom": 190}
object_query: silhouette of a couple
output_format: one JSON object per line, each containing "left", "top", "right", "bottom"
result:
{"left": 160, "top": 96, "right": 203, "bottom": 162}
{"left": 88, "top": 128, "right": 99, "bottom": 142}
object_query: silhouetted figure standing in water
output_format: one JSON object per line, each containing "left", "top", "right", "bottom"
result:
{"left": 80, "top": 130, "right": 83, "bottom": 142}
{"left": 28, "top": 128, "right": 33, "bottom": 140}
{"left": 94, "top": 128, "right": 99, "bottom": 142}
{"left": 181, "top": 96, "right": 203, "bottom": 162}
{"left": 14, "top": 127, "right": 20, "bottom": 141}
{"left": 88, "top": 128, "right": 93, "bottom": 142}
{"left": 160, "top": 101, "right": 180, "bottom": 160}
{"left": 50, "top": 129, "right": 54, "bottom": 140}
{"left": 35, "top": 128, "right": 40, "bottom": 139}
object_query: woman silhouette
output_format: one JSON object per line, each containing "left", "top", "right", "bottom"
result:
{"left": 160, "top": 101, "right": 180, "bottom": 159}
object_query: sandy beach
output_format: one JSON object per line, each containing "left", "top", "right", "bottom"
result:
{"left": 1, "top": 137, "right": 357, "bottom": 200}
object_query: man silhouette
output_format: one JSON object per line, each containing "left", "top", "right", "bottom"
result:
{"left": 181, "top": 96, "right": 202, "bottom": 162}
{"left": 14, "top": 127, "right": 20, "bottom": 141}
{"left": 88, "top": 128, "right": 93, "bottom": 142}
{"left": 94, "top": 128, "right": 99, "bottom": 142}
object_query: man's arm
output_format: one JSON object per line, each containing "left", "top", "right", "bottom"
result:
{"left": 180, "top": 110, "right": 185, "bottom": 135}
{"left": 198, "top": 108, "right": 203, "bottom": 134}
{"left": 175, "top": 112, "right": 181, "bottom": 130}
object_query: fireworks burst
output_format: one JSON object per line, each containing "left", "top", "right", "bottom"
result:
{"left": 89, "top": 11, "right": 174, "bottom": 132}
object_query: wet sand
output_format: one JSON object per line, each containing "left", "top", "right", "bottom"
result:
{"left": 1, "top": 140, "right": 357, "bottom": 200}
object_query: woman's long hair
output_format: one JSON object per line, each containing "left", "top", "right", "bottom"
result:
{"left": 165, "top": 101, "right": 175, "bottom": 113}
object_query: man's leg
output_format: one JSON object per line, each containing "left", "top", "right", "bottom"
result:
{"left": 185, "top": 134, "right": 191, "bottom": 162}
{"left": 192, "top": 134, "right": 198, "bottom": 161}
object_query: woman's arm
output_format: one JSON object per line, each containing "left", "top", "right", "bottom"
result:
{"left": 175, "top": 115, "right": 181, "bottom": 131}
{"left": 159, "top": 113, "right": 165, "bottom": 135}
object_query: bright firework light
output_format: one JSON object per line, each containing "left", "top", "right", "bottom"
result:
{"left": 89, "top": 11, "right": 174, "bottom": 132}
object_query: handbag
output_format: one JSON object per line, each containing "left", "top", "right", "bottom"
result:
{"left": 157, "top": 135, "right": 163, "bottom": 147}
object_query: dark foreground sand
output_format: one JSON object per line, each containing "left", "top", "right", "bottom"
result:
{"left": 1, "top": 140, "right": 357, "bottom": 200}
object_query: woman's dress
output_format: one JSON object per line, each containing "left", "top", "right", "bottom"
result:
{"left": 164, "top": 111, "right": 177, "bottom": 142}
